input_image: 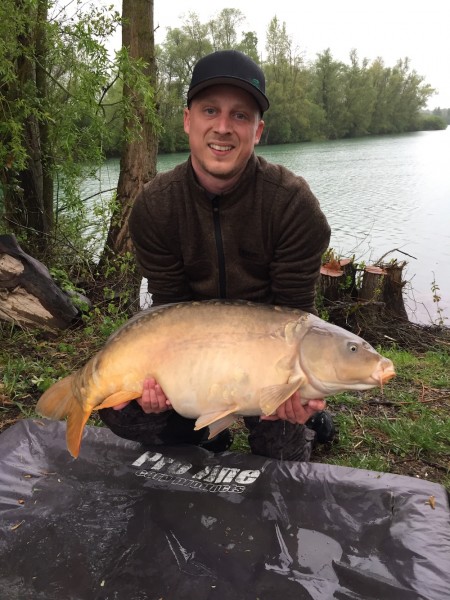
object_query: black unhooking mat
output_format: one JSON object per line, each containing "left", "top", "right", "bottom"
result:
{"left": 0, "top": 419, "right": 449, "bottom": 600}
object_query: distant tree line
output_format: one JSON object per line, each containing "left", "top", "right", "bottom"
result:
{"left": 103, "top": 10, "right": 444, "bottom": 155}
{"left": 421, "top": 107, "right": 450, "bottom": 129}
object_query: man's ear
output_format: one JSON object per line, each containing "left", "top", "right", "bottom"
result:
{"left": 255, "top": 119, "right": 265, "bottom": 144}
{"left": 183, "top": 107, "right": 190, "bottom": 135}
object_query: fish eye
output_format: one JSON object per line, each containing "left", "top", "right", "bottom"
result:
{"left": 348, "top": 342, "right": 358, "bottom": 353}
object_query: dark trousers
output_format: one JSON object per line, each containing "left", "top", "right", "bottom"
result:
{"left": 99, "top": 402, "right": 315, "bottom": 462}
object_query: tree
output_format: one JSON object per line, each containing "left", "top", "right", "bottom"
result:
{"left": 208, "top": 8, "right": 245, "bottom": 50}
{"left": 342, "top": 50, "right": 376, "bottom": 137}
{"left": 367, "top": 58, "right": 391, "bottom": 134}
{"left": 157, "top": 15, "right": 212, "bottom": 153}
{"left": 390, "top": 59, "right": 434, "bottom": 131}
{"left": 1, "top": 0, "right": 52, "bottom": 251}
{"left": 263, "top": 17, "right": 319, "bottom": 144}
{"left": 0, "top": 0, "right": 121, "bottom": 260}
{"left": 100, "top": 0, "right": 159, "bottom": 266}
{"left": 311, "top": 49, "right": 347, "bottom": 139}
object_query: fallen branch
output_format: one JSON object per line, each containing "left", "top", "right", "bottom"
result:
{"left": 375, "top": 248, "right": 417, "bottom": 263}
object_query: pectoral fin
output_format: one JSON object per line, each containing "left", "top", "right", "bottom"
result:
{"left": 194, "top": 410, "right": 237, "bottom": 438}
{"left": 95, "top": 391, "right": 141, "bottom": 410}
{"left": 259, "top": 379, "right": 304, "bottom": 415}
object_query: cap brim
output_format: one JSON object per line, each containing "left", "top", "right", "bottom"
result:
{"left": 187, "top": 76, "right": 270, "bottom": 113}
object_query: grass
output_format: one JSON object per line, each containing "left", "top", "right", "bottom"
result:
{"left": 1, "top": 312, "right": 449, "bottom": 492}
{"left": 230, "top": 345, "right": 450, "bottom": 490}
{"left": 309, "top": 346, "right": 450, "bottom": 489}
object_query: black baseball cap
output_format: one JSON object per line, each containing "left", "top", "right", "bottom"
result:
{"left": 187, "top": 50, "right": 270, "bottom": 114}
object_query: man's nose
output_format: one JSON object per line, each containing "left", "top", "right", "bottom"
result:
{"left": 213, "top": 114, "right": 232, "bottom": 133}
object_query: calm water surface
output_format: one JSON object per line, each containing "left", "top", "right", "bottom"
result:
{"left": 84, "top": 129, "right": 450, "bottom": 324}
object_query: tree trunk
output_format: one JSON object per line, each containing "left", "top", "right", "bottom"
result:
{"left": 2, "top": 0, "right": 52, "bottom": 256}
{"left": 35, "top": 0, "right": 54, "bottom": 241}
{"left": 100, "top": 0, "right": 158, "bottom": 266}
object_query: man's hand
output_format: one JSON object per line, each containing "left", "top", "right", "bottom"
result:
{"left": 113, "top": 377, "right": 172, "bottom": 413}
{"left": 261, "top": 392, "right": 325, "bottom": 425}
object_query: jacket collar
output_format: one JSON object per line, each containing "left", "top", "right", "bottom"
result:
{"left": 187, "top": 153, "right": 258, "bottom": 207}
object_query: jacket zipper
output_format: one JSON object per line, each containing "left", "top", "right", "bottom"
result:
{"left": 212, "top": 196, "right": 226, "bottom": 298}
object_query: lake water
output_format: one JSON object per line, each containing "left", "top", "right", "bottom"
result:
{"left": 83, "top": 129, "right": 450, "bottom": 325}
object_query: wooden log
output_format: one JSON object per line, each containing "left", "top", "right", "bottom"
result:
{"left": 0, "top": 234, "right": 80, "bottom": 331}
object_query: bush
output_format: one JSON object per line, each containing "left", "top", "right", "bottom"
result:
{"left": 420, "top": 115, "right": 447, "bottom": 130}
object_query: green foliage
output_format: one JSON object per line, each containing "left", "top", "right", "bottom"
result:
{"left": 116, "top": 47, "right": 160, "bottom": 143}
{"left": 154, "top": 13, "right": 436, "bottom": 151}
{"left": 0, "top": 1, "right": 158, "bottom": 267}
{"left": 430, "top": 106, "right": 450, "bottom": 124}
{"left": 420, "top": 115, "right": 447, "bottom": 130}
{"left": 49, "top": 267, "right": 90, "bottom": 312}
{"left": 83, "top": 304, "right": 128, "bottom": 340}
{"left": 0, "top": 0, "right": 32, "bottom": 172}
{"left": 2, "top": 348, "right": 69, "bottom": 400}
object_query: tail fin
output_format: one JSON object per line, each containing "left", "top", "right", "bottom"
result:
{"left": 36, "top": 375, "right": 91, "bottom": 458}
{"left": 36, "top": 375, "right": 76, "bottom": 420}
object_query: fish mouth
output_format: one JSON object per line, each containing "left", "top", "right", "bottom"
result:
{"left": 381, "top": 367, "right": 396, "bottom": 383}
{"left": 372, "top": 362, "right": 396, "bottom": 385}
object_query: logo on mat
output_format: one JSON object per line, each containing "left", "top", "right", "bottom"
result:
{"left": 132, "top": 450, "right": 262, "bottom": 494}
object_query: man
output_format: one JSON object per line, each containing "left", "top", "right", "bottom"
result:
{"left": 99, "top": 50, "right": 334, "bottom": 461}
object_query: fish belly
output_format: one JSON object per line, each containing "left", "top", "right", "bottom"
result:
{"left": 155, "top": 335, "right": 298, "bottom": 419}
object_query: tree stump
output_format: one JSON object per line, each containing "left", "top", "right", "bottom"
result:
{"left": 338, "top": 258, "right": 357, "bottom": 299}
{"left": 319, "top": 263, "right": 344, "bottom": 302}
{"left": 358, "top": 261, "right": 409, "bottom": 321}
{"left": 380, "top": 260, "right": 409, "bottom": 320}
{"left": 319, "top": 257, "right": 356, "bottom": 302}
{"left": 359, "top": 266, "right": 388, "bottom": 302}
{"left": 0, "top": 234, "right": 81, "bottom": 331}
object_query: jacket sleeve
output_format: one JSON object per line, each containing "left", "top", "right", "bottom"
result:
{"left": 129, "top": 187, "right": 192, "bottom": 306}
{"left": 270, "top": 180, "right": 330, "bottom": 314}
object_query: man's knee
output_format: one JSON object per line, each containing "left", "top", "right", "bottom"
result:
{"left": 244, "top": 418, "right": 315, "bottom": 462}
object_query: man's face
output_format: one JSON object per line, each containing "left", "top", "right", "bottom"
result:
{"left": 184, "top": 85, "right": 265, "bottom": 191}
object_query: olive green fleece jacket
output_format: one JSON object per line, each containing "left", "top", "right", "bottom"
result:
{"left": 129, "top": 153, "right": 331, "bottom": 314}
